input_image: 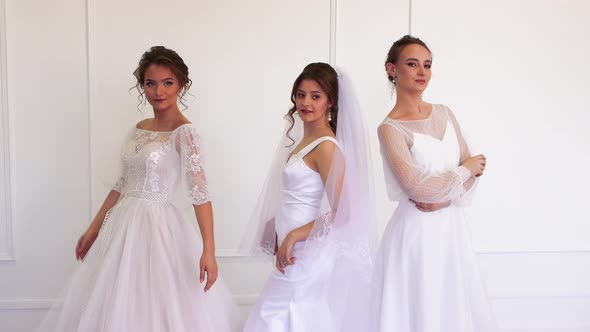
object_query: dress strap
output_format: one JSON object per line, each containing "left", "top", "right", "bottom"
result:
{"left": 298, "top": 136, "right": 339, "bottom": 158}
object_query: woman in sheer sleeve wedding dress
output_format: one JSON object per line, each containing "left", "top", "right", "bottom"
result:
{"left": 370, "top": 36, "right": 497, "bottom": 332}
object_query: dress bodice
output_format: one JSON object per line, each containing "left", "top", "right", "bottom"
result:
{"left": 407, "top": 121, "right": 460, "bottom": 175}
{"left": 378, "top": 104, "right": 471, "bottom": 203}
{"left": 275, "top": 136, "right": 338, "bottom": 246}
{"left": 113, "top": 124, "right": 210, "bottom": 205}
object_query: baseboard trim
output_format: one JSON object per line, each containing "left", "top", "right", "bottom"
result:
{"left": 0, "top": 295, "right": 260, "bottom": 311}
{"left": 216, "top": 249, "right": 590, "bottom": 257}
{"left": 0, "top": 299, "right": 54, "bottom": 310}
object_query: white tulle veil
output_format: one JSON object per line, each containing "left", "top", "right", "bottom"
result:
{"left": 240, "top": 66, "right": 377, "bottom": 331}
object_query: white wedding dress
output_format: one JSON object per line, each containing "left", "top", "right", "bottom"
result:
{"left": 371, "top": 105, "right": 497, "bottom": 332}
{"left": 37, "top": 124, "right": 241, "bottom": 332}
{"left": 243, "top": 136, "right": 340, "bottom": 332}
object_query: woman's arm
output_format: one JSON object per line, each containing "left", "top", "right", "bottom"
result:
{"left": 378, "top": 123, "right": 477, "bottom": 203}
{"left": 193, "top": 202, "right": 218, "bottom": 292}
{"left": 276, "top": 140, "right": 342, "bottom": 273}
{"left": 75, "top": 190, "right": 121, "bottom": 260}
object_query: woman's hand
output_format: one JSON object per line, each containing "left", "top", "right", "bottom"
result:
{"left": 461, "top": 154, "right": 486, "bottom": 177}
{"left": 410, "top": 199, "right": 451, "bottom": 212}
{"left": 75, "top": 229, "right": 99, "bottom": 260}
{"left": 200, "top": 251, "right": 219, "bottom": 292}
{"left": 276, "top": 233, "right": 297, "bottom": 274}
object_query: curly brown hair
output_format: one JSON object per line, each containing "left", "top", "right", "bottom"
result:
{"left": 286, "top": 63, "right": 339, "bottom": 145}
{"left": 132, "top": 46, "right": 192, "bottom": 110}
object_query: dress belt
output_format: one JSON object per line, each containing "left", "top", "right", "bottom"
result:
{"left": 124, "top": 190, "right": 170, "bottom": 203}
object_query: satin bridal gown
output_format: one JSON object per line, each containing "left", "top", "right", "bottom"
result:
{"left": 244, "top": 136, "right": 341, "bottom": 332}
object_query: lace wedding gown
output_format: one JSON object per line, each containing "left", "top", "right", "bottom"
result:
{"left": 37, "top": 124, "right": 241, "bottom": 332}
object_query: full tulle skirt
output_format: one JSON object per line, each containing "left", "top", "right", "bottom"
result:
{"left": 37, "top": 196, "right": 241, "bottom": 332}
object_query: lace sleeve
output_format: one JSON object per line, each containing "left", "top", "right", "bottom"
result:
{"left": 111, "top": 128, "right": 135, "bottom": 193}
{"left": 378, "top": 122, "right": 471, "bottom": 203}
{"left": 112, "top": 176, "right": 126, "bottom": 193}
{"left": 176, "top": 125, "right": 210, "bottom": 205}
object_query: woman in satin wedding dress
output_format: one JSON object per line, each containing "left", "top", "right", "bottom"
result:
{"left": 37, "top": 46, "right": 240, "bottom": 332}
{"left": 370, "top": 35, "right": 497, "bottom": 331}
{"left": 240, "top": 63, "right": 376, "bottom": 332}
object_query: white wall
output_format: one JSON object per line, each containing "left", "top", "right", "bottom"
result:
{"left": 1, "top": 0, "right": 589, "bottom": 331}
{"left": 0, "top": 0, "right": 91, "bottom": 331}
{"left": 411, "top": 1, "right": 590, "bottom": 330}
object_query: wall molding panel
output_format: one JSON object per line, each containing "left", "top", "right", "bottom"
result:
{"left": 0, "top": 0, "right": 15, "bottom": 261}
{"left": 85, "top": 0, "right": 94, "bottom": 217}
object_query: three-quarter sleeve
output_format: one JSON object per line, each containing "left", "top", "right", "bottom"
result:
{"left": 176, "top": 126, "right": 211, "bottom": 205}
{"left": 112, "top": 176, "right": 126, "bottom": 193}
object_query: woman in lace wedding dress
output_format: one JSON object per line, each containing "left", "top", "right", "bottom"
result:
{"left": 370, "top": 36, "right": 497, "bottom": 331}
{"left": 240, "top": 63, "right": 376, "bottom": 332}
{"left": 37, "top": 46, "right": 240, "bottom": 332}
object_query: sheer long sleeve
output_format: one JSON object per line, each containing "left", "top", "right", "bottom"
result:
{"left": 445, "top": 106, "right": 479, "bottom": 203}
{"left": 378, "top": 121, "right": 471, "bottom": 203}
{"left": 176, "top": 126, "right": 210, "bottom": 206}
{"left": 446, "top": 108, "right": 470, "bottom": 163}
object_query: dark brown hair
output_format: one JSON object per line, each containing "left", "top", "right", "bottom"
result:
{"left": 286, "top": 63, "right": 338, "bottom": 145}
{"left": 132, "top": 46, "right": 192, "bottom": 110}
{"left": 385, "top": 35, "right": 431, "bottom": 83}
